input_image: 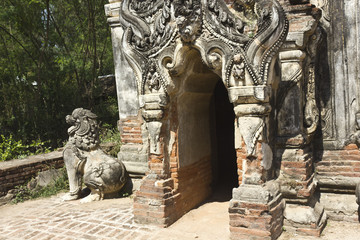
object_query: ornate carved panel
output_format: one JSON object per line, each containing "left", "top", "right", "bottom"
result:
{"left": 313, "top": 0, "right": 360, "bottom": 148}
{"left": 117, "top": 0, "right": 288, "bottom": 158}
{"left": 119, "top": 0, "right": 288, "bottom": 96}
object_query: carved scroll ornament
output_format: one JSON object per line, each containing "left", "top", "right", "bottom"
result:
{"left": 119, "top": 0, "right": 288, "bottom": 93}
{"left": 119, "top": 0, "right": 288, "bottom": 155}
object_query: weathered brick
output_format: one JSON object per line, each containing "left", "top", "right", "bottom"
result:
{"left": 229, "top": 214, "right": 272, "bottom": 229}
{"left": 344, "top": 144, "right": 358, "bottom": 150}
{"left": 230, "top": 226, "right": 271, "bottom": 237}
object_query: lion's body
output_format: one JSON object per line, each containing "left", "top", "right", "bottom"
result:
{"left": 82, "top": 150, "right": 127, "bottom": 195}
{"left": 62, "top": 108, "right": 128, "bottom": 202}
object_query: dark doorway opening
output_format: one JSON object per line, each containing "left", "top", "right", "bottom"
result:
{"left": 211, "top": 81, "right": 238, "bottom": 201}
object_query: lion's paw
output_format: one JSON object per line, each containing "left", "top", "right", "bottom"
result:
{"left": 61, "top": 192, "right": 80, "bottom": 201}
{"left": 80, "top": 193, "right": 101, "bottom": 203}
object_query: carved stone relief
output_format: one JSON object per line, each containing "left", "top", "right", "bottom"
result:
{"left": 174, "top": 0, "right": 202, "bottom": 42}
{"left": 118, "top": 0, "right": 288, "bottom": 161}
{"left": 314, "top": 0, "right": 360, "bottom": 147}
{"left": 310, "top": 0, "right": 329, "bottom": 25}
{"left": 276, "top": 1, "right": 321, "bottom": 147}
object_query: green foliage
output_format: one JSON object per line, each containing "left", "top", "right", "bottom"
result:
{"left": 0, "top": 0, "right": 114, "bottom": 148}
{"left": 0, "top": 134, "right": 51, "bottom": 161}
{"left": 12, "top": 167, "right": 69, "bottom": 204}
{"left": 0, "top": 135, "right": 27, "bottom": 161}
{"left": 94, "top": 97, "right": 119, "bottom": 128}
{"left": 100, "top": 123, "right": 121, "bottom": 143}
{"left": 100, "top": 123, "right": 122, "bottom": 157}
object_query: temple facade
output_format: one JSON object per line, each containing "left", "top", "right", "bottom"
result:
{"left": 105, "top": 0, "right": 360, "bottom": 239}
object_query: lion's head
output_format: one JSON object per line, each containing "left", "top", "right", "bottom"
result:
{"left": 66, "top": 108, "right": 99, "bottom": 151}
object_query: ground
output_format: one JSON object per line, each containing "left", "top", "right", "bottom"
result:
{"left": 0, "top": 193, "right": 359, "bottom": 240}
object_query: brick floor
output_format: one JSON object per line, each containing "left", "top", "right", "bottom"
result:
{"left": 0, "top": 195, "right": 159, "bottom": 240}
{"left": 1, "top": 193, "right": 359, "bottom": 240}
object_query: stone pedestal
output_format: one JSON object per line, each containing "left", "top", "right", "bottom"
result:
{"left": 133, "top": 174, "right": 178, "bottom": 226}
{"left": 283, "top": 202, "right": 327, "bottom": 236}
{"left": 276, "top": 147, "right": 316, "bottom": 203}
{"left": 229, "top": 185, "right": 285, "bottom": 240}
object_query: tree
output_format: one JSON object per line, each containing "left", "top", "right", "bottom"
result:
{"left": 0, "top": 0, "right": 114, "bottom": 147}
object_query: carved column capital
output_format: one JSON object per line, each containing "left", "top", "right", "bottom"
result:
{"left": 139, "top": 93, "right": 167, "bottom": 122}
{"left": 139, "top": 93, "right": 168, "bottom": 155}
{"left": 105, "top": 1, "right": 122, "bottom": 27}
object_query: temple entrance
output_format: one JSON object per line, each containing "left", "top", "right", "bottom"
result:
{"left": 175, "top": 50, "right": 238, "bottom": 205}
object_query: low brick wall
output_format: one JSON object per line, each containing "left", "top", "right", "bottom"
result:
{"left": 172, "top": 156, "right": 212, "bottom": 218}
{"left": 0, "top": 149, "right": 64, "bottom": 197}
{"left": 315, "top": 144, "right": 360, "bottom": 191}
{"left": 314, "top": 144, "right": 360, "bottom": 222}
{"left": 133, "top": 156, "right": 212, "bottom": 227}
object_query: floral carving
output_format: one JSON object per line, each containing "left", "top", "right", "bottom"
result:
{"left": 304, "top": 67, "right": 319, "bottom": 136}
{"left": 120, "top": 0, "right": 288, "bottom": 94}
{"left": 205, "top": 0, "right": 249, "bottom": 44}
{"left": 174, "top": 0, "right": 202, "bottom": 42}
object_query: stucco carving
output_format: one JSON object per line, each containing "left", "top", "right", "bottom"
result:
{"left": 348, "top": 113, "right": 360, "bottom": 147}
{"left": 119, "top": 0, "right": 288, "bottom": 157}
{"left": 120, "top": 0, "right": 288, "bottom": 92}
{"left": 304, "top": 29, "right": 322, "bottom": 137}
{"left": 62, "top": 108, "right": 128, "bottom": 202}
{"left": 174, "top": 0, "right": 202, "bottom": 42}
{"left": 276, "top": 3, "right": 321, "bottom": 145}
{"left": 310, "top": 0, "right": 329, "bottom": 23}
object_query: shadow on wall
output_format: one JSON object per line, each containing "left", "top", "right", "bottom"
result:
{"left": 211, "top": 81, "right": 238, "bottom": 202}
{"left": 313, "top": 28, "right": 331, "bottom": 161}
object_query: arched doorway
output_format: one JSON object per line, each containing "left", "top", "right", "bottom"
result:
{"left": 172, "top": 49, "right": 237, "bottom": 207}
{"left": 118, "top": 1, "right": 289, "bottom": 237}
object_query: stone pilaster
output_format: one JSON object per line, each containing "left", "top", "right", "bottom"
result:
{"left": 133, "top": 92, "right": 177, "bottom": 226}
{"left": 229, "top": 85, "right": 285, "bottom": 239}
{"left": 275, "top": 1, "right": 326, "bottom": 236}
{"left": 230, "top": 184, "right": 285, "bottom": 240}
{"left": 105, "top": 1, "right": 148, "bottom": 176}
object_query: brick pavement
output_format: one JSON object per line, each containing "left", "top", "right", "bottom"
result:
{"left": 0, "top": 195, "right": 159, "bottom": 240}
{"left": 1, "top": 193, "right": 360, "bottom": 240}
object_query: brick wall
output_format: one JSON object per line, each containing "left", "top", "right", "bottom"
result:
{"left": 315, "top": 144, "right": 360, "bottom": 190}
{"left": 236, "top": 141, "right": 265, "bottom": 185}
{"left": 276, "top": 147, "right": 317, "bottom": 202}
{"left": 173, "top": 157, "right": 212, "bottom": 218}
{"left": 119, "top": 116, "right": 144, "bottom": 144}
{"left": 0, "top": 149, "right": 64, "bottom": 197}
{"left": 133, "top": 155, "right": 212, "bottom": 227}
{"left": 314, "top": 144, "right": 360, "bottom": 222}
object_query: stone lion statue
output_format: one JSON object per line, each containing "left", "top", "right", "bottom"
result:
{"left": 62, "top": 108, "right": 128, "bottom": 203}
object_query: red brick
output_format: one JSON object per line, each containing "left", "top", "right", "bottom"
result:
{"left": 296, "top": 227, "right": 322, "bottom": 237}
{"left": 229, "top": 214, "right": 272, "bottom": 229}
{"left": 344, "top": 144, "right": 358, "bottom": 150}
{"left": 230, "top": 226, "right": 271, "bottom": 237}
{"left": 281, "top": 160, "right": 309, "bottom": 168}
